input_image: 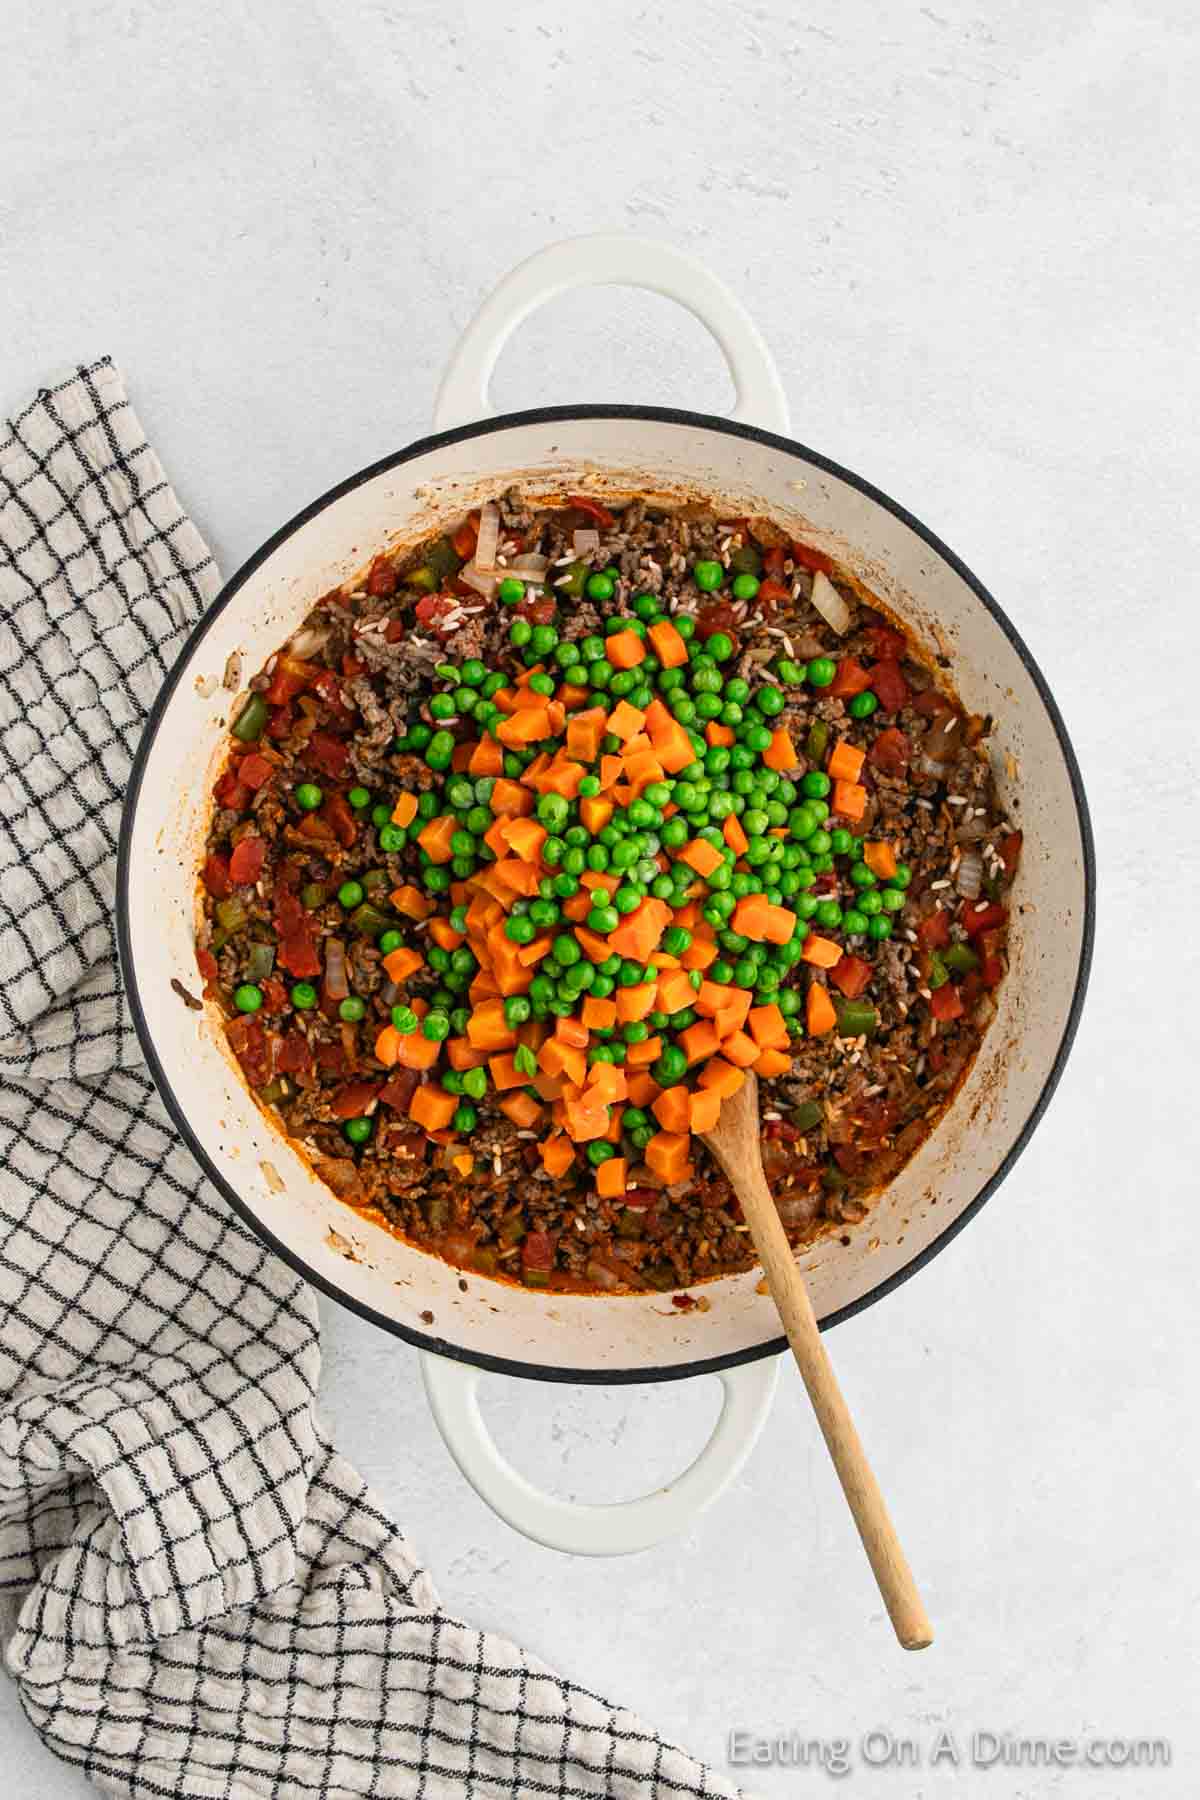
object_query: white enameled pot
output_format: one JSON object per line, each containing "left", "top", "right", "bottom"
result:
{"left": 118, "top": 236, "right": 1094, "bottom": 1557}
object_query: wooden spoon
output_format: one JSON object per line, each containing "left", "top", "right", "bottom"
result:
{"left": 703, "top": 1071, "right": 933, "bottom": 1650}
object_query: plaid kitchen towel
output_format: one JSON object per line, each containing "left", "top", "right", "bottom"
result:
{"left": 0, "top": 360, "right": 742, "bottom": 1799}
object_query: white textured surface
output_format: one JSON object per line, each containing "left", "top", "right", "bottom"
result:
{"left": 3, "top": 2, "right": 1198, "bottom": 1795}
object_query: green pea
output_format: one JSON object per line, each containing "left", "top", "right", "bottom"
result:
{"left": 294, "top": 783, "right": 323, "bottom": 812}
{"left": 890, "top": 863, "right": 913, "bottom": 889}
{"left": 881, "top": 886, "right": 907, "bottom": 913}
{"left": 338, "top": 996, "right": 367, "bottom": 1022}
{"left": 426, "top": 730, "right": 455, "bottom": 770}
{"left": 588, "top": 659, "right": 613, "bottom": 689}
{"left": 808, "top": 657, "right": 837, "bottom": 688}
{"left": 553, "top": 934, "right": 581, "bottom": 967}
{"left": 868, "top": 915, "right": 893, "bottom": 940}
{"left": 815, "top": 900, "right": 843, "bottom": 929}
{"left": 843, "top": 908, "right": 869, "bottom": 935}
{"left": 291, "top": 981, "right": 318, "bottom": 1009}
{"left": 692, "top": 559, "right": 723, "bottom": 591}
{"left": 343, "top": 1117, "right": 372, "bottom": 1145}
{"left": 586, "top": 571, "right": 616, "bottom": 601}
{"left": 233, "top": 983, "right": 262, "bottom": 1013}
{"left": 509, "top": 618, "right": 533, "bottom": 647}
{"left": 452, "top": 1104, "right": 478, "bottom": 1133}
{"left": 505, "top": 915, "right": 536, "bottom": 945}
{"left": 775, "top": 658, "right": 804, "bottom": 686}
{"left": 461, "top": 1065, "right": 488, "bottom": 1101}
{"left": 802, "top": 771, "right": 832, "bottom": 799}
{"left": 731, "top": 572, "right": 760, "bottom": 600}
{"left": 756, "top": 685, "right": 784, "bottom": 717}
{"left": 497, "top": 576, "right": 525, "bottom": 605}
{"left": 848, "top": 690, "right": 878, "bottom": 719}
{"left": 707, "top": 631, "right": 734, "bottom": 662}
{"left": 337, "top": 880, "right": 364, "bottom": 909}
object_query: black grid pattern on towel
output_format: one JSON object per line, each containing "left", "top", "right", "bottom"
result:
{"left": 0, "top": 362, "right": 741, "bottom": 1799}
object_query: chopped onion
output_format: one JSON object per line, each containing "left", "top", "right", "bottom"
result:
{"left": 323, "top": 938, "right": 349, "bottom": 1000}
{"left": 459, "top": 561, "right": 498, "bottom": 599}
{"left": 955, "top": 848, "right": 983, "bottom": 899}
{"left": 810, "top": 569, "right": 852, "bottom": 635}
{"left": 573, "top": 528, "right": 600, "bottom": 554}
{"left": 288, "top": 625, "right": 328, "bottom": 658}
{"left": 380, "top": 979, "right": 400, "bottom": 1006}
{"left": 508, "top": 552, "right": 550, "bottom": 577}
{"left": 954, "top": 817, "right": 989, "bottom": 845}
{"left": 917, "top": 753, "right": 953, "bottom": 780}
{"left": 584, "top": 1258, "right": 623, "bottom": 1291}
{"left": 474, "top": 500, "right": 501, "bottom": 571}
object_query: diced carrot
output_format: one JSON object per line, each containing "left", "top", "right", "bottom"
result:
{"left": 468, "top": 736, "right": 505, "bottom": 777}
{"left": 515, "top": 662, "right": 546, "bottom": 688}
{"left": 390, "top": 792, "right": 419, "bottom": 828}
{"left": 762, "top": 904, "right": 797, "bottom": 946}
{"left": 574, "top": 925, "right": 612, "bottom": 963}
{"left": 586, "top": 1062, "right": 627, "bottom": 1107}
{"left": 396, "top": 1032, "right": 441, "bottom": 1072}
{"left": 521, "top": 752, "right": 551, "bottom": 790}
{"left": 748, "top": 1003, "right": 789, "bottom": 1050}
{"left": 496, "top": 708, "right": 551, "bottom": 747}
{"left": 827, "top": 740, "right": 866, "bottom": 784}
{"left": 557, "top": 682, "right": 591, "bottom": 711}
{"left": 863, "top": 840, "right": 898, "bottom": 880}
{"left": 579, "top": 796, "right": 613, "bottom": 835}
{"left": 489, "top": 779, "right": 534, "bottom": 817}
{"left": 595, "top": 1156, "right": 627, "bottom": 1198}
{"left": 492, "top": 857, "right": 541, "bottom": 898}
{"left": 752, "top": 1048, "right": 793, "bottom": 1078}
{"left": 679, "top": 1019, "right": 720, "bottom": 1065}
{"left": 540, "top": 1134, "right": 575, "bottom": 1177}
{"left": 720, "top": 1029, "right": 759, "bottom": 1069}
{"left": 451, "top": 1151, "right": 474, "bottom": 1176}
{"left": 532, "top": 1070, "right": 565, "bottom": 1102}
{"left": 730, "top": 896, "right": 772, "bottom": 941}
{"left": 382, "top": 945, "right": 423, "bottom": 982}
{"left": 695, "top": 1057, "right": 744, "bottom": 1100}
{"left": 624, "top": 1034, "right": 662, "bottom": 1068}
{"left": 608, "top": 897, "right": 670, "bottom": 963}
{"left": 445, "top": 1038, "right": 488, "bottom": 1072}
{"left": 762, "top": 727, "right": 798, "bottom": 771}
{"left": 679, "top": 937, "right": 717, "bottom": 971}
{"left": 615, "top": 982, "right": 658, "bottom": 1023}
{"left": 622, "top": 749, "right": 665, "bottom": 794}
{"left": 651, "top": 1087, "right": 690, "bottom": 1134}
{"left": 582, "top": 995, "right": 618, "bottom": 1030}
{"left": 607, "top": 698, "right": 647, "bottom": 740}
{"left": 693, "top": 980, "right": 727, "bottom": 1018}
{"left": 830, "top": 779, "right": 868, "bottom": 821}
{"left": 410, "top": 1083, "right": 458, "bottom": 1131}
{"left": 598, "top": 753, "right": 623, "bottom": 789}
{"left": 517, "top": 933, "right": 554, "bottom": 966}
{"left": 491, "top": 686, "right": 519, "bottom": 715}
{"left": 723, "top": 812, "right": 749, "bottom": 855}
{"left": 801, "top": 933, "right": 842, "bottom": 969}
{"left": 705, "top": 721, "right": 735, "bottom": 748}
{"left": 499, "top": 1091, "right": 543, "bottom": 1129}
{"left": 606, "top": 629, "right": 647, "bottom": 670}
{"left": 540, "top": 1038, "right": 587, "bottom": 1088}
{"left": 466, "top": 999, "right": 517, "bottom": 1052}
{"left": 580, "top": 868, "right": 620, "bottom": 895}
{"left": 806, "top": 983, "right": 838, "bottom": 1036}
{"left": 688, "top": 1088, "right": 722, "bottom": 1134}
{"left": 428, "top": 918, "right": 465, "bottom": 952}
{"left": 417, "top": 815, "right": 457, "bottom": 864}
{"left": 679, "top": 837, "right": 724, "bottom": 878}
{"left": 713, "top": 986, "right": 752, "bottom": 1031}
{"left": 646, "top": 619, "right": 688, "bottom": 668}
{"left": 539, "top": 758, "right": 586, "bottom": 799}
{"left": 563, "top": 1097, "right": 610, "bottom": 1142}
{"left": 561, "top": 892, "right": 592, "bottom": 923}
{"left": 391, "top": 885, "right": 435, "bottom": 921}
{"left": 645, "top": 1131, "right": 690, "bottom": 1183}
{"left": 374, "top": 1025, "right": 402, "bottom": 1067}
{"left": 488, "top": 1053, "right": 525, "bottom": 1091}
{"left": 656, "top": 968, "right": 695, "bottom": 1015}
{"left": 482, "top": 817, "right": 511, "bottom": 860}
{"left": 555, "top": 1014, "right": 590, "bottom": 1050}
{"left": 506, "top": 817, "right": 547, "bottom": 863}
{"left": 626, "top": 1070, "right": 661, "bottom": 1106}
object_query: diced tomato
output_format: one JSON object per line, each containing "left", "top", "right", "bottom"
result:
{"left": 310, "top": 669, "right": 356, "bottom": 725}
{"left": 451, "top": 515, "right": 478, "bottom": 559}
{"left": 853, "top": 1095, "right": 899, "bottom": 1145}
{"left": 383, "top": 618, "right": 405, "bottom": 642}
{"left": 330, "top": 1080, "right": 380, "bottom": 1120}
{"left": 568, "top": 495, "right": 615, "bottom": 528}
{"left": 930, "top": 983, "right": 964, "bottom": 1023}
{"left": 863, "top": 624, "right": 907, "bottom": 660}
{"left": 275, "top": 1031, "right": 314, "bottom": 1075}
{"left": 829, "top": 657, "right": 873, "bottom": 700}
{"left": 203, "top": 852, "right": 232, "bottom": 899}
{"left": 958, "top": 970, "right": 984, "bottom": 1007}
{"left": 365, "top": 555, "right": 398, "bottom": 598}
{"left": 832, "top": 1143, "right": 868, "bottom": 1175}
{"left": 764, "top": 1119, "right": 803, "bottom": 1143}
{"left": 754, "top": 577, "right": 791, "bottom": 611}
{"left": 315, "top": 1039, "right": 350, "bottom": 1076}
{"left": 273, "top": 892, "right": 321, "bottom": 979}
{"left": 259, "top": 976, "right": 288, "bottom": 1014}
{"left": 916, "top": 909, "right": 951, "bottom": 951}
{"left": 961, "top": 900, "right": 1007, "bottom": 939}
{"left": 998, "top": 831, "right": 1023, "bottom": 879}
{"left": 379, "top": 1068, "right": 421, "bottom": 1111}
{"left": 830, "top": 954, "right": 872, "bottom": 999}
{"left": 522, "top": 1231, "right": 555, "bottom": 1272}
{"left": 870, "top": 659, "right": 910, "bottom": 714}
{"left": 228, "top": 836, "right": 266, "bottom": 886}
{"left": 226, "top": 1016, "right": 270, "bottom": 1087}
{"left": 762, "top": 544, "right": 786, "bottom": 581}
{"left": 414, "top": 592, "right": 458, "bottom": 634}
{"left": 321, "top": 792, "right": 357, "bottom": 849}
{"left": 213, "top": 770, "right": 251, "bottom": 812}
{"left": 267, "top": 704, "right": 294, "bottom": 740}
{"left": 516, "top": 594, "right": 558, "bottom": 627}
{"left": 867, "top": 727, "right": 910, "bottom": 775}
{"left": 238, "top": 753, "right": 274, "bottom": 791}
{"left": 790, "top": 540, "right": 836, "bottom": 576}
{"left": 264, "top": 653, "right": 314, "bottom": 706}
{"left": 341, "top": 653, "right": 366, "bottom": 678}
{"left": 297, "top": 811, "right": 339, "bottom": 848}
{"left": 912, "top": 688, "right": 951, "bottom": 720}
{"left": 696, "top": 602, "right": 740, "bottom": 645}
{"left": 306, "top": 730, "right": 349, "bottom": 779}
{"left": 196, "top": 945, "right": 219, "bottom": 987}
{"left": 980, "top": 952, "right": 1005, "bottom": 989}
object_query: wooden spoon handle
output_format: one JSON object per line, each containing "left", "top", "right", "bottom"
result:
{"left": 731, "top": 1153, "right": 932, "bottom": 1650}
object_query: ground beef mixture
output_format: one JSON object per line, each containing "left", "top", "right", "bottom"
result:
{"left": 196, "top": 492, "right": 1019, "bottom": 1295}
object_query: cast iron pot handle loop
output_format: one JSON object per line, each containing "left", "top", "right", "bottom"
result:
{"left": 433, "top": 233, "right": 790, "bottom": 436}
{"left": 419, "top": 1349, "right": 780, "bottom": 1556}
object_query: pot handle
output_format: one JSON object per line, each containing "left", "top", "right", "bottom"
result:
{"left": 433, "top": 233, "right": 790, "bottom": 436}
{"left": 419, "top": 1348, "right": 780, "bottom": 1557}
